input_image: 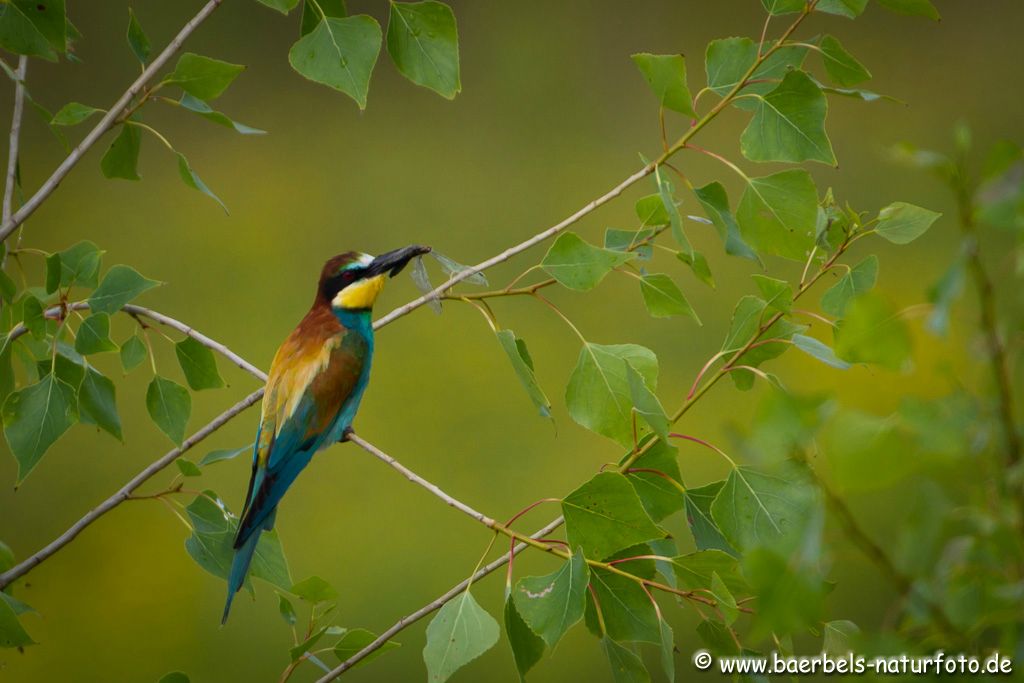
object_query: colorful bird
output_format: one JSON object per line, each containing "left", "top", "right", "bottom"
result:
{"left": 222, "top": 245, "right": 430, "bottom": 623}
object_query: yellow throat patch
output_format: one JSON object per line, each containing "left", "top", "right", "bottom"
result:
{"left": 334, "top": 273, "right": 386, "bottom": 310}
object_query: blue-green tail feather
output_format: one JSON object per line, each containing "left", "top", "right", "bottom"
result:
{"left": 222, "top": 507, "right": 277, "bottom": 624}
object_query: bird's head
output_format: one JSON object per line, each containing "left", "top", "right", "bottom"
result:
{"left": 318, "top": 245, "right": 431, "bottom": 311}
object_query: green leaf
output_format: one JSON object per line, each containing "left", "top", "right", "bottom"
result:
{"left": 792, "top": 333, "right": 850, "bottom": 370}
{"left": 257, "top": 0, "right": 301, "bottom": 13}
{"left": 587, "top": 567, "right": 660, "bottom": 643}
{"left": 659, "top": 619, "right": 675, "bottom": 682}
{"left": 693, "top": 182, "right": 760, "bottom": 263}
{"left": 684, "top": 482, "right": 737, "bottom": 555}
{"left": 639, "top": 274, "right": 698, "bottom": 322}
{"left": 630, "top": 53, "right": 696, "bottom": 117}
{"left": 100, "top": 124, "right": 141, "bottom": 180}
{"left": 178, "top": 94, "right": 266, "bottom": 134}
{"left": 89, "top": 264, "right": 159, "bottom": 314}
{"left": 290, "top": 626, "right": 329, "bottom": 662}
{"left": 278, "top": 594, "right": 297, "bottom": 625}
{"left": 752, "top": 274, "right": 793, "bottom": 313}
{"left": 541, "top": 232, "right": 632, "bottom": 291}
{"left": 290, "top": 575, "right": 338, "bottom": 603}
{"left": 0, "top": 269, "right": 16, "bottom": 303}
{"left": 51, "top": 102, "right": 101, "bottom": 126}
{"left": 59, "top": 241, "right": 103, "bottom": 289}
{"left": 333, "top": 627, "right": 400, "bottom": 667}
{"left": 654, "top": 167, "right": 691, "bottom": 254}
{"left": 164, "top": 53, "right": 245, "bottom": 101}
{"left": 176, "top": 458, "right": 202, "bottom": 477}
{"left": 75, "top": 313, "right": 118, "bottom": 355}
{"left": 671, "top": 550, "right": 746, "bottom": 594}
{"left": 45, "top": 253, "right": 61, "bottom": 294}
{"left": 875, "top": 201, "right": 941, "bottom": 244}
{"left": 565, "top": 343, "right": 657, "bottom": 447}
{"left": 819, "top": 35, "right": 870, "bottom": 86}
{"left": 496, "top": 330, "right": 551, "bottom": 418}
{"left": 175, "top": 336, "right": 225, "bottom": 391}
{"left": 146, "top": 376, "right": 191, "bottom": 445}
{"left": 12, "top": 0, "right": 65, "bottom": 52}
{"left": 820, "top": 254, "right": 877, "bottom": 317}
{"left": 815, "top": 0, "right": 868, "bottom": 18}
{"left": 834, "top": 292, "right": 911, "bottom": 370}
{"left": 710, "top": 572, "right": 739, "bottom": 624}
{"left": 676, "top": 250, "right": 714, "bottom": 288}
{"left": 512, "top": 549, "right": 589, "bottom": 649}
{"left": 120, "top": 334, "right": 148, "bottom": 372}
{"left": 624, "top": 439, "right": 683, "bottom": 522}
{"left": 823, "top": 619, "right": 860, "bottom": 655}
{"left": 605, "top": 228, "right": 654, "bottom": 260}
{"left": 386, "top": 1, "right": 460, "bottom": 99}
{"left": 301, "top": 0, "right": 347, "bottom": 36}
{"left": 184, "top": 492, "right": 290, "bottom": 590}
{"left": 3, "top": 374, "right": 78, "bottom": 484}
{"left": 563, "top": 472, "right": 663, "bottom": 560}
{"left": 0, "top": 3, "right": 57, "bottom": 60}
{"left": 761, "top": 0, "right": 807, "bottom": 15}
{"left": 720, "top": 295, "right": 766, "bottom": 354}
{"left": 710, "top": 462, "right": 819, "bottom": 552}
{"left": 199, "top": 443, "right": 252, "bottom": 466}
{"left": 601, "top": 637, "right": 650, "bottom": 683}
{"left": 504, "top": 596, "right": 545, "bottom": 681}
{"left": 705, "top": 37, "right": 808, "bottom": 99}
{"left": 21, "top": 295, "right": 45, "bottom": 340}
{"left": 875, "top": 0, "right": 940, "bottom": 20}
{"left": 289, "top": 16, "right": 382, "bottom": 109}
{"left": 744, "top": 546, "right": 825, "bottom": 637}
{"left": 176, "top": 153, "right": 227, "bottom": 213}
{"left": 250, "top": 532, "right": 292, "bottom": 593}
{"left": 737, "top": 169, "right": 819, "bottom": 260}
{"left": 634, "top": 194, "right": 669, "bottom": 228}
{"left": 740, "top": 70, "right": 835, "bottom": 165}
{"left": 626, "top": 364, "right": 668, "bottom": 442}
{"left": 127, "top": 8, "right": 150, "bottom": 64}
{"left": 0, "top": 591, "right": 34, "bottom": 648}
{"left": 80, "top": 367, "right": 123, "bottom": 440}
{"left": 423, "top": 590, "right": 499, "bottom": 683}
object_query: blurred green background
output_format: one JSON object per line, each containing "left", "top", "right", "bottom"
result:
{"left": 1, "top": 1, "right": 1022, "bottom": 681}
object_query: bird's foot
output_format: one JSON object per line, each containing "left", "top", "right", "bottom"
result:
{"left": 339, "top": 426, "right": 354, "bottom": 443}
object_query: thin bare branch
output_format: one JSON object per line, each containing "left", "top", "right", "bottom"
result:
{"left": 9, "top": 300, "right": 266, "bottom": 382}
{"left": 0, "top": 0, "right": 224, "bottom": 244}
{"left": 0, "top": 388, "right": 263, "bottom": 589}
{"left": 2, "top": 55, "right": 27, "bottom": 256}
{"left": 347, "top": 433, "right": 496, "bottom": 527}
{"left": 315, "top": 516, "right": 565, "bottom": 682}
{"left": 372, "top": 164, "right": 655, "bottom": 330}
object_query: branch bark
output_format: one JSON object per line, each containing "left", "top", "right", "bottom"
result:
{"left": 0, "top": 0, "right": 224, "bottom": 244}
{"left": 1, "top": 55, "right": 26, "bottom": 248}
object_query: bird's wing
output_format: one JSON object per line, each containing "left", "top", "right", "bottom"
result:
{"left": 235, "top": 328, "right": 366, "bottom": 546}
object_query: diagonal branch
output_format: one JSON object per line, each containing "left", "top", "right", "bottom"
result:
{"left": 315, "top": 516, "right": 565, "bottom": 682}
{"left": 0, "top": 388, "right": 263, "bottom": 588}
{"left": 0, "top": 0, "right": 224, "bottom": 244}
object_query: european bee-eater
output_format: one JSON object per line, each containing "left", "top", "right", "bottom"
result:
{"left": 222, "top": 245, "right": 430, "bottom": 623}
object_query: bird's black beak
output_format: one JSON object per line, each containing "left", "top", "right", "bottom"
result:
{"left": 366, "top": 245, "right": 431, "bottom": 278}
